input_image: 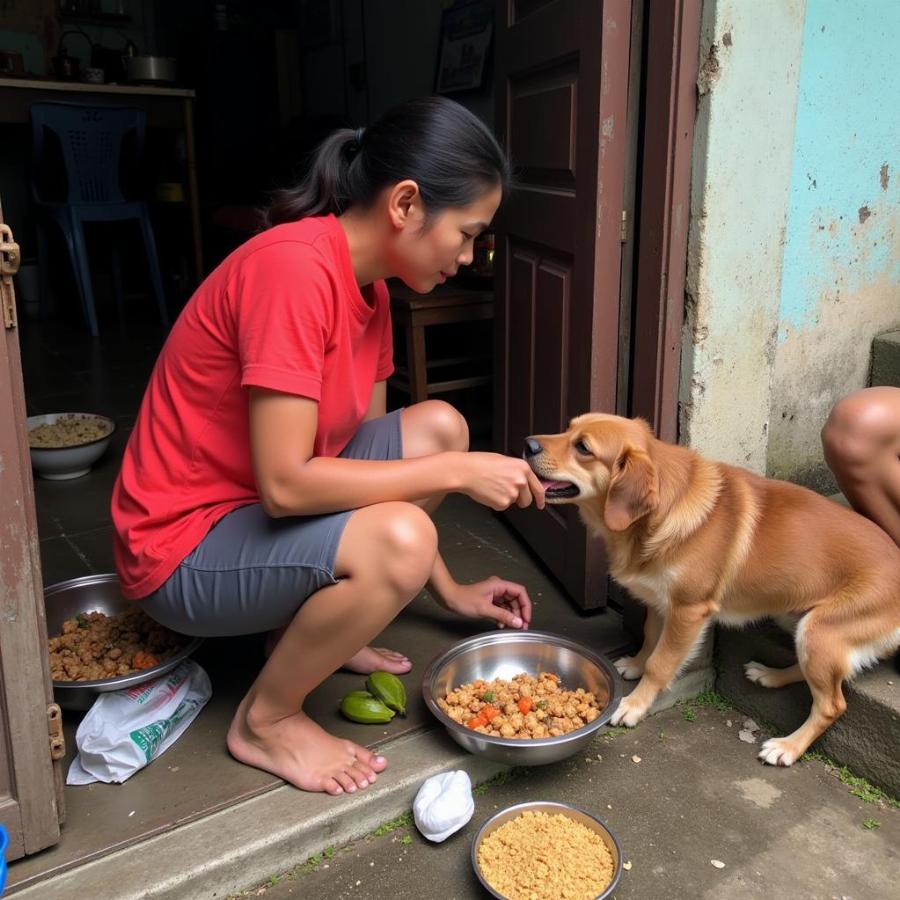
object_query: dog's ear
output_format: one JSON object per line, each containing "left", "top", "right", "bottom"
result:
{"left": 604, "top": 445, "right": 659, "bottom": 531}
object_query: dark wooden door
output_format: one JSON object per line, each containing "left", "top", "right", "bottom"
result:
{"left": 493, "top": 0, "right": 633, "bottom": 607}
{"left": 0, "top": 201, "right": 65, "bottom": 859}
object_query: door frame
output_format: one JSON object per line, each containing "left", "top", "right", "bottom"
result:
{"left": 0, "top": 203, "right": 65, "bottom": 860}
{"left": 629, "top": 0, "right": 702, "bottom": 441}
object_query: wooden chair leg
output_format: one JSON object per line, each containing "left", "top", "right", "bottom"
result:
{"left": 406, "top": 323, "right": 429, "bottom": 404}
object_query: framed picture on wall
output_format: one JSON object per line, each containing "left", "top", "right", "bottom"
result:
{"left": 435, "top": 0, "right": 494, "bottom": 94}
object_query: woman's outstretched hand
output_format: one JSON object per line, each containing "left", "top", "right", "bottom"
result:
{"left": 439, "top": 576, "right": 533, "bottom": 630}
{"left": 456, "top": 452, "right": 546, "bottom": 512}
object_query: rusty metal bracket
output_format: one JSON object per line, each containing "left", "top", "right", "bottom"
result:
{"left": 48, "top": 703, "right": 66, "bottom": 761}
{"left": 0, "top": 222, "right": 21, "bottom": 330}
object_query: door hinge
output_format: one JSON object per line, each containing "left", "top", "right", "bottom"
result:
{"left": 48, "top": 703, "right": 66, "bottom": 760}
{"left": 619, "top": 210, "right": 628, "bottom": 243}
{"left": 0, "top": 222, "right": 21, "bottom": 330}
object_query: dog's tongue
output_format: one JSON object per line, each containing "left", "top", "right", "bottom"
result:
{"left": 540, "top": 479, "right": 572, "bottom": 491}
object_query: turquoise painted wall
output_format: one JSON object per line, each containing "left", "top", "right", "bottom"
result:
{"left": 768, "top": 0, "right": 900, "bottom": 487}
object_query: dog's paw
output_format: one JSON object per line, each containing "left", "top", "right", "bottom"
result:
{"left": 609, "top": 695, "right": 648, "bottom": 728}
{"left": 744, "top": 660, "right": 779, "bottom": 688}
{"left": 614, "top": 655, "right": 645, "bottom": 681}
{"left": 757, "top": 737, "right": 800, "bottom": 767}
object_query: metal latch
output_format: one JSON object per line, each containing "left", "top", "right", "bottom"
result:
{"left": 0, "top": 222, "right": 21, "bottom": 330}
{"left": 619, "top": 210, "right": 628, "bottom": 243}
{"left": 48, "top": 703, "right": 65, "bottom": 761}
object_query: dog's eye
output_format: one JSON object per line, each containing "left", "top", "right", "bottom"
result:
{"left": 574, "top": 439, "right": 591, "bottom": 456}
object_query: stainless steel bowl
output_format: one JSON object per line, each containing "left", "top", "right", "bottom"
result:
{"left": 45, "top": 573, "right": 203, "bottom": 711}
{"left": 422, "top": 630, "right": 621, "bottom": 765}
{"left": 471, "top": 800, "right": 623, "bottom": 900}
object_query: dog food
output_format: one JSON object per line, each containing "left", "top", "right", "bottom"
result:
{"left": 29, "top": 416, "right": 111, "bottom": 448}
{"left": 439, "top": 672, "right": 601, "bottom": 738}
{"left": 49, "top": 608, "right": 186, "bottom": 682}
{"left": 478, "top": 809, "right": 614, "bottom": 900}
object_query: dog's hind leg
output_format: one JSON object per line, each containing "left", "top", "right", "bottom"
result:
{"left": 615, "top": 606, "right": 663, "bottom": 680}
{"left": 744, "top": 661, "right": 805, "bottom": 688}
{"left": 758, "top": 613, "right": 850, "bottom": 766}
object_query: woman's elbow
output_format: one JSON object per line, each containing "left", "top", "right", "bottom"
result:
{"left": 257, "top": 476, "right": 298, "bottom": 518}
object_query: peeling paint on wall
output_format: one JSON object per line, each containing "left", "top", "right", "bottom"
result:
{"left": 681, "top": 0, "right": 806, "bottom": 472}
{"left": 770, "top": 0, "right": 900, "bottom": 487}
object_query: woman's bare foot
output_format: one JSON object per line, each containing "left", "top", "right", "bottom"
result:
{"left": 264, "top": 630, "right": 410, "bottom": 674}
{"left": 226, "top": 697, "right": 387, "bottom": 795}
{"left": 342, "top": 646, "right": 412, "bottom": 675}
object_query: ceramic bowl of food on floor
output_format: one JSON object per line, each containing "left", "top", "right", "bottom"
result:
{"left": 27, "top": 412, "right": 116, "bottom": 480}
{"left": 472, "top": 800, "right": 624, "bottom": 900}
{"left": 422, "top": 630, "right": 621, "bottom": 765}
{"left": 44, "top": 573, "right": 203, "bottom": 710}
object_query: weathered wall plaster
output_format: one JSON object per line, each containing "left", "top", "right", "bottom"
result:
{"left": 768, "top": 0, "right": 900, "bottom": 490}
{"left": 681, "top": 0, "right": 807, "bottom": 471}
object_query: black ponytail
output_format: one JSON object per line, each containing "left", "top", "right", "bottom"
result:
{"left": 263, "top": 97, "right": 509, "bottom": 228}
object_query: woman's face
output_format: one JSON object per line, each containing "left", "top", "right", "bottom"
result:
{"left": 388, "top": 183, "right": 502, "bottom": 293}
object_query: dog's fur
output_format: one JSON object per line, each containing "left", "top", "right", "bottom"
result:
{"left": 526, "top": 413, "right": 900, "bottom": 765}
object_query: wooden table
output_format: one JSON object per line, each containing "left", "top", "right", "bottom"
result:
{"left": 0, "top": 77, "right": 203, "bottom": 281}
{"left": 388, "top": 280, "right": 494, "bottom": 404}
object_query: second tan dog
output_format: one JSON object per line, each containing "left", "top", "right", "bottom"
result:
{"left": 525, "top": 413, "right": 900, "bottom": 766}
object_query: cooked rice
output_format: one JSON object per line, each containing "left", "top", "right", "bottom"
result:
{"left": 29, "top": 416, "right": 111, "bottom": 448}
{"left": 478, "top": 810, "right": 614, "bottom": 900}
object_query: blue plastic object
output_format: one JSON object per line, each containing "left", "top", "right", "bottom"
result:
{"left": 0, "top": 822, "right": 8, "bottom": 896}
{"left": 30, "top": 101, "right": 168, "bottom": 336}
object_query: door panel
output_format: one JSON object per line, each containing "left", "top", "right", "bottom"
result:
{"left": 494, "top": 0, "right": 632, "bottom": 606}
{"left": 0, "top": 202, "right": 64, "bottom": 859}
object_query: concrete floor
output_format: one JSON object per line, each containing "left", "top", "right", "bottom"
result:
{"left": 234, "top": 704, "right": 900, "bottom": 900}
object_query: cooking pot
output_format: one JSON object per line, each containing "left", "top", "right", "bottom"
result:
{"left": 124, "top": 55, "right": 177, "bottom": 84}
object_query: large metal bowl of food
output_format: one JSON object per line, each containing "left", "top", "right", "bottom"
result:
{"left": 422, "top": 630, "right": 621, "bottom": 765}
{"left": 44, "top": 573, "right": 203, "bottom": 711}
{"left": 471, "top": 800, "right": 624, "bottom": 900}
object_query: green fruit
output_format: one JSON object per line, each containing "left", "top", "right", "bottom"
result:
{"left": 340, "top": 692, "right": 395, "bottom": 724}
{"left": 343, "top": 690, "right": 375, "bottom": 701}
{"left": 366, "top": 670, "right": 407, "bottom": 717}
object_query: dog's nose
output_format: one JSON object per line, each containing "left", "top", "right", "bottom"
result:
{"left": 523, "top": 437, "right": 542, "bottom": 458}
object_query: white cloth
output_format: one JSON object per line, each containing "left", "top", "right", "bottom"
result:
{"left": 412, "top": 770, "right": 475, "bottom": 842}
{"left": 67, "top": 660, "right": 211, "bottom": 785}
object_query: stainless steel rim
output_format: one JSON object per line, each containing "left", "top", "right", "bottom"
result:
{"left": 421, "top": 629, "right": 622, "bottom": 750}
{"left": 46, "top": 573, "right": 203, "bottom": 691}
{"left": 470, "top": 800, "right": 624, "bottom": 900}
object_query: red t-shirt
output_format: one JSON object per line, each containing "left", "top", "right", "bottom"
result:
{"left": 111, "top": 215, "right": 394, "bottom": 599}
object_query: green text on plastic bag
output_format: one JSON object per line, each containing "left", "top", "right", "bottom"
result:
{"left": 129, "top": 696, "right": 204, "bottom": 763}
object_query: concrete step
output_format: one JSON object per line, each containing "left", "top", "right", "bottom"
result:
{"left": 871, "top": 329, "right": 900, "bottom": 387}
{"left": 715, "top": 621, "right": 900, "bottom": 796}
{"left": 9, "top": 728, "right": 510, "bottom": 900}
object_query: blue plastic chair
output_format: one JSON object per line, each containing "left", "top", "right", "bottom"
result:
{"left": 30, "top": 102, "right": 169, "bottom": 336}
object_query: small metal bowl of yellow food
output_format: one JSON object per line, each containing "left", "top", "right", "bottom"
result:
{"left": 471, "top": 800, "right": 624, "bottom": 900}
{"left": 422, "top": 630, "right": 621, "bottom": 766}
{"left": 27, "top": 412, "right": 115, "bottom": 480}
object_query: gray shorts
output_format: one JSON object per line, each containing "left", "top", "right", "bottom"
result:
{"left": 141, "top": 409, "right": 404, "bottom": 637}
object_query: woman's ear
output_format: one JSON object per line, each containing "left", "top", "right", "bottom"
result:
{"left": 603, "top": 445, "right": 659, "bottom": 532}
{"left": 387, "top": 179, "right": 422, "bottom": 229}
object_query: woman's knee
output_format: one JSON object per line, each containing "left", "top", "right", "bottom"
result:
{"left": 361, "top": 502, "right": 438, "bottom": 596}
{"left": 403, "top": 400, "right": 469, "bottom": 456}
{"left": 822, "top": 389, "right": 900, "bottom": 469}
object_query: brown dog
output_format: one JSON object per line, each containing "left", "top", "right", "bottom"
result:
{"left": 525, "top": 413, "right": 900, "bottom": 765}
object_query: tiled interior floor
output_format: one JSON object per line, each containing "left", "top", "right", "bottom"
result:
{"left": 10, "top": 299, "right": 630, "bottom": 892}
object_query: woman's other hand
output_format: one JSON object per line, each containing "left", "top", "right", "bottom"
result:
{"left": 439, "top": 576, "right": 532, "bottom": 629}
{"left": 456, "top": 452, "right": 545, "bottom": 511}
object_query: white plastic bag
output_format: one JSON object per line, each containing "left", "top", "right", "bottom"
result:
{"left": 67, "top": 660, "right": 212, "bottom": 785}
{"left": 413, "top": 770, "right": 475, "bottom": 842}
